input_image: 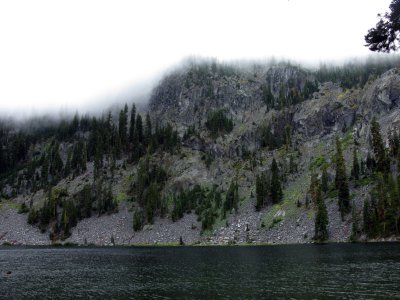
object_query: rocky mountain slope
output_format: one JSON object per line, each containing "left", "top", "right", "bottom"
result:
{"left": 1, "top": 60, "right": 400, "bottom": 245}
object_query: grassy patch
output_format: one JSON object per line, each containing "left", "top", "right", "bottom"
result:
{"left": 6, "top": 201, "right": 19, "bottom": 210}
{"left": 355, "top": 177, "right": 373, "bottom": 187}
{"left": 269, "top": 216, "right": 283, "bottom": 229}
{"left": 233, "top": 160, "right": 243, "bottom": 172}
{"left": 116, "top": 192, "right": 128, "bottom": 203}
{"left": 123, "top": 175, "right": 134, "bottom": 190}
{"left": 309, "top": 155, "right": 326, "bottom": 171}
{"left": 261, "top": 173, "right": 310, "bottom": 229}
{"left": 238, "top": 123, "right": 247, "bottom": 135}
{"left": 326, "top": 189, "right": 338, "bottom": 199}
{"left": 262, "top": 204, "right": 282, "bottom": 229}
{"left": 277, "top": 147, "right": 288, "bottom": 158}
{"left": 341, "top": 131, "right": 353, "bottom": 150}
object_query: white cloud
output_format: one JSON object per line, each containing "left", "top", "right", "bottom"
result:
{"left": 0, "top": 0, "right": 392, "bottom": 116}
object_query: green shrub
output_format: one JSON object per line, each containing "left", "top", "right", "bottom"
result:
{"left": 18, "top": 202, "right": 29, "bottom": 214}
{"left": 133, "top": 208, "right": 144, "bottom": 231}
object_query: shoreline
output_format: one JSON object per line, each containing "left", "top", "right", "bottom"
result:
{"left": 2, "top": 238, "right": 400, "bottom": 248}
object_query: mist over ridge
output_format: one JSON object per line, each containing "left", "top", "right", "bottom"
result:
{"left": 2, "top": 53, "right": 400, "bottom": 130}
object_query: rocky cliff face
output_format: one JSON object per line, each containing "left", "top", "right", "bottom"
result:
{"left": 1, "top": 62, "right": 400, "bottom": 246}
{"left": 149, "top": 64, "right": 313, "bottom": 129}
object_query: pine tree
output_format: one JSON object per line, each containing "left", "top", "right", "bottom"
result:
{"left": 310, "top": 172, "right": 320, "bottom": 206}
{"left": 351, "top": 147, "right": 360, "bottom": 180}
{"left": 118, "top": 104, "right": 128, "bottom": 149}
{"left": 144, "top": 182, "right": 159, "bottom": 224}
{"left": 129, "top": 104, "right": 136, "bottom": 143}
{"left": 305, "top": 194, "right": 310, "bottom": 208}
{"left": 371, "top": 117, "right": 388, "bottom": 173}
{"left": 135, "top": 114, "right": 144, "bottom": 144}
{"left": 62, "top": 203, "right": 70, "bottom": 236}
{"left": 314, "top": 181, "right": 329, "bottom": 242}
{"left": 366, "top": 152, "right": 375, "bottom": 171}
{"left": 255, "top": 174, "right": 264, "bottom": 211}
{"left": 261, "top": 84, "right": 275, "bottom": 109}
{"left": 111, "top": 123, "right": 121, "bottom": 159}
{"left": 335, "top": 137, "right": 350, "bottom": 217}
{"left": 270, "top": 158, "right": 283, "bottom": 204}
{"left": 363, "top": 197, "right": 378, "bottom": 238}
{"left": 133, "top": 208, "right": 144, "bottom": 231}
{"left": 360, "top": 160, "right": 366, "bottom": 176}
{"left": 350, "top": 201, "right": 361, "bottom": 242}
{"left": 70, "top": 113, "right": 79, "bottom": 136}
{"left": 321, "top": 166, "right": 329, "bottom": 194}
{"left": 144, "top": 113, "right": 152, "bottom": 148}
{"left": 224, "top": 180, "right": 239, "bottom": 214}
{"left": 52, "top": 147, "right": 64, "bottom": 176}
{"left": 64, "top": 150, "right": 72, "bottom": 177}
{"left": 255, "top": 171, "right": 271, "bottom": 210}
{"left": 389, "top": 129, "right": 400, "bottom": 157}
{"left": 71, "top": 141, "right": 87, "bottom": 176}
{"left": 41, "top": 154, "right": 49, "bottom": 185}
{"left": 289, "top": 155, "right": 297, "bottom": 174}
{"left": 93, "top": 149, "right": 102, "bottom": 180}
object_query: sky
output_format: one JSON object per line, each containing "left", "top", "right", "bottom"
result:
{"left": 0, "top": 0, "right": 393, "bottom": 118}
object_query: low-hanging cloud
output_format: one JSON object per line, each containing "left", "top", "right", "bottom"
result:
{"left": 0, "top": 0, "right": 392, "bottom": 119}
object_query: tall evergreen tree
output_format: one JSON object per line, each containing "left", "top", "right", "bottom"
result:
{"left": 71, "top": 140, "right": 87, "bottom": 176}
{"left": 41, "top": 154, "right": 49, "bottom": 185}
{"left": 371, "top": 117, "right": 389, "bottom": 173}
{"left": 144, "top": 113, "right": 152, "bottom": 147}
{"left": 270, "top": 158, "right": 283, "bottom": 204}
{"left": 93, "top": 149, "right": 102, "bottom": 180}
{"left": 314, "top": 181, "right": 329, "bottom": 242}
{"left": 256, "top": 173, "right": 267, "bottom": 211}
{"left": 350, "top": 201, "right": 361, "bottom": 242}
{"left": 371, "top": 118, "right": 388, "bottom": 173}
{"left": 351, "top": 147, "right": 360, "bottom": 180}
{"left": 133, "top": 208, "right": 144, "bottom": 231}
{"left": 118, "top": 104, "right": 128, "bottom": 149}
{"left": 144, "top": 182, "right": 159, "bottom": 224}
{"left": 321, "top": 166, "right": 329, "bottom": 194}
{"left": 309, "top": 172, "right": 320, "bottom": 206}
{"left": 389, "top": 129, "right": 400, "bottom": 158}
{"left": 49, "top": 142, "right": 63, "bottom": 180}
{"left": 224, "top": 180, "right": 239, "bottom": 214}
{"left": 111, "top": 123, "right": 122, "bottom": 159}
{"left": 64, "top": 150, "right": 72, "bottom": 177}
{"left": 135, "top": 114, "right": 144, "bottom": 144}
{"left": 256, "top": 174, "right": 264, "bottom": 211}
{"left": 335, "top": 137, "right": 350, "bottom": 217}
{"left": 129, "top": 103, "right": 136, "bottom": 144}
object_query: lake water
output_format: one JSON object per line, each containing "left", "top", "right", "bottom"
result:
{"left": 0, "top": 243, "right": 399, "bottom": 299}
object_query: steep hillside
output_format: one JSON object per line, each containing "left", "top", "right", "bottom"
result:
{"left": 1, "top": 60, "right": 400, "bottom": 245}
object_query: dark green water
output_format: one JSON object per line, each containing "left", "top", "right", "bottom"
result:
{"left": 0, "top": 243, "right": 399, "bottom": 299}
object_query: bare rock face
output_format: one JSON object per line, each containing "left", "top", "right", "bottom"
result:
{"left": 354, "top": 69, "right": 400, "bottom": 140}
{"left": 293, "top": 82, "right": 356, "bottom": 137}
{"left": 359, "top": 69, "right": 400, "bottom": 120}
{"left": 265, "top": 65, "right": 310, "bottom": 96}
{"left": 149, "top": 64, "right": 314, "bottom": 130}
{"left": 299, "top": 100, "right": 356, "bottom": 136}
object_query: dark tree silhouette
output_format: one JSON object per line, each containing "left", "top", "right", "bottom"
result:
{"left": 365, "top": 0, "right": 400, "bottom": 52}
